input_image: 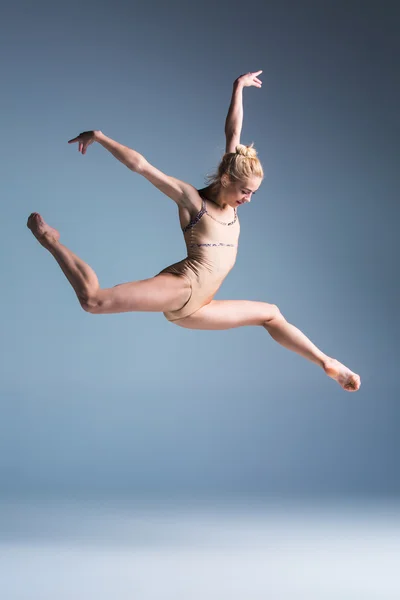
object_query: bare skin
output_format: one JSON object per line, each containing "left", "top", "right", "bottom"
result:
{"left": 27, "top": 213, "right": 191, "bottom": 314}
{"left": 173, "top": 300, "right": 361, "bottom": 392}
{"left": 27, "top": 70, "right": 361, "bottom": 393}
{"left": 27, "top": 212, "right": 361, "bottom": 392}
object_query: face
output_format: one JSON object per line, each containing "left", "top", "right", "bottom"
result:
{"left": 223, "top": 175, "right": 262, "bottom": 207}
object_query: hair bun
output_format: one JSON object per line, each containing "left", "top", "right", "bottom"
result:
{"left": 235, "top": 143, "right": 258, "bottom": 159}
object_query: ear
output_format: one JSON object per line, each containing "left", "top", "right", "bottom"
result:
{"left": 220, "top": 174, "right": 229, "bottom": 188}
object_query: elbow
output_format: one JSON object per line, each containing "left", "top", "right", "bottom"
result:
{"left": 130, "top": 155, "right": 146, "bottom": 174}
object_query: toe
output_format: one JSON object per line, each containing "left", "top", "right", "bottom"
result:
{"left": 346, "top": 375, "right": 360, "bottom": 392}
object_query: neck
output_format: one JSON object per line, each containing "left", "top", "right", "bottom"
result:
{"left": 202, "top": 184, "right": 229, "bottom": 210}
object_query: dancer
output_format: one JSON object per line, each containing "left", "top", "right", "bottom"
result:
{"left": 27, "top": 71, "right": 360, "bottom": 392}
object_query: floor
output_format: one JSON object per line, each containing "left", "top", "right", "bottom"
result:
{"left": 1, "top": 496, "right": 399, "bottom": 599}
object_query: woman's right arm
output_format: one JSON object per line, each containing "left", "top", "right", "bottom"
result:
{"left": 68, "top": 130, "right": 147, "bottom": 170}
{"left": 68, "top": 130, "right": 199, "bottom": 208}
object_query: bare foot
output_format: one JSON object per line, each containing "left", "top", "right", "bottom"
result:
{"left": 323, "top": 358, "right": 361, "bottom": 392}
{"left": 27, "top": 213, "right": 60, "bottom": 247}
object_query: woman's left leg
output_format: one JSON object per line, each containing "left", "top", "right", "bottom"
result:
{"left": 175, "top": 299, "right": 361, "bottom": 392}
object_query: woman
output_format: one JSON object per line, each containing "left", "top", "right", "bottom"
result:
{"left": 27, "top": 71, "right": 361, "bottom": 392}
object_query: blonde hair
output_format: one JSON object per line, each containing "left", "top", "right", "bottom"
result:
{"left": 206, "top": 143, "right": 264, "bottom": 188}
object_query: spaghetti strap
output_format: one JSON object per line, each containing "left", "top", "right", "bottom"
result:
{"left": 182, "top": 199, "right": 207, "bottom": 233}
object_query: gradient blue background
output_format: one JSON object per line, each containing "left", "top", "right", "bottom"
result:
{"left": 1, "top": 1, "right": 400, "bottom": 597}
{"left": 1, "top": 0, "right": 398, "bottom": 503}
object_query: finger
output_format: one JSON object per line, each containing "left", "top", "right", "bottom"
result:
{"left": 68, "top": 136, "right": 80, "bottom": 144}
{"left": 79, "top": 142, "right": 83, "bottom": 153}
{"left": 253, "top": 70, "right": 262, "bottom": 75}
{"left": 255, "top": 78, "right": 262, "bottom": 84}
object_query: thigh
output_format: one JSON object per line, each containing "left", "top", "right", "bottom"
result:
{"left": 174, "top": 299, "right": 280, "bottom": 330}
{"left": 93, "top": 273, "right": 191, "bottom": 314}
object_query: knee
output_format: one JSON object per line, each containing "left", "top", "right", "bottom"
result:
{"left": 79, "top": 292, "right": 104, "bottom": 314}
{"left": 264, "top": 303, "right": 284, "bottom": 324}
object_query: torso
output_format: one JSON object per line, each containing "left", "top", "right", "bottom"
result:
{"left": 178, "top": 187, "right": 236, "bottom": 231}
{"left": 159, "top": 187, "right": 240, "bottom": 322}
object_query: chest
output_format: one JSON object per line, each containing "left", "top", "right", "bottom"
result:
{"left": 178, "top": 203, "right": 240, "bottom": 235}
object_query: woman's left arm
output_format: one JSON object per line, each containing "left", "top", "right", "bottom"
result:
{"left": 224, "top": 71, "right": 263, "bottom": 153}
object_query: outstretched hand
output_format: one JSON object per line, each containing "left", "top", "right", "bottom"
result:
{"left": 68, "top": 130, "right": 99, "bottom": 155}
{"left": 236, "top": 71, "right": 263, "bottom": 88}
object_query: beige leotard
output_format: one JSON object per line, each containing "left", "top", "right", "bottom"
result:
{"left": 158, "top": 194, "right": 240, "bottom": 322}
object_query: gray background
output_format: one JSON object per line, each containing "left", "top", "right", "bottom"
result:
{"left": 1, "top": 0, "right": 399, "bottom": 502}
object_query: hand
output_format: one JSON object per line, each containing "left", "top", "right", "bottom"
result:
{"left": 68, "top": 130, "right": 100, "bottom": 155}
{"left": 235, "top": 71, "right": 263, "bottom": 89}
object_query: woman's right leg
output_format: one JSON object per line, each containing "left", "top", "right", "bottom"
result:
{"left": 27, "top": 213, "right": 191, "bottom": 314}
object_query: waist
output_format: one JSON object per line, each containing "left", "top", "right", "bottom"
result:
{"left": 185, "top": 250, "right": 237, "bottom": 276}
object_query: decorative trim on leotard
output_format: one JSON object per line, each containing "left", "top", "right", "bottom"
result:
{"left": 182, "top": 199, "right": 207, "bottom": 233}
{"left": 188, "top": 242, "right": 236, "bottom": 248}
{"left": 203, "top": 198, "right": 237, "bottom": 226}
{"left": 182, "top": 197, "right": 237, "bottom": 234}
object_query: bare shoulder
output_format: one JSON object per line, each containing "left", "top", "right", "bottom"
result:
{"left": 139, "top": 159, "right": 202, "bottom": 211}
{"left": 180, "top": 182, "right": 203, "bottom": 212}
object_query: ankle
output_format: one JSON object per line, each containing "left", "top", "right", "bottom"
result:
{"left": 41, "top": 233, "right": 59, "bottom": 250}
